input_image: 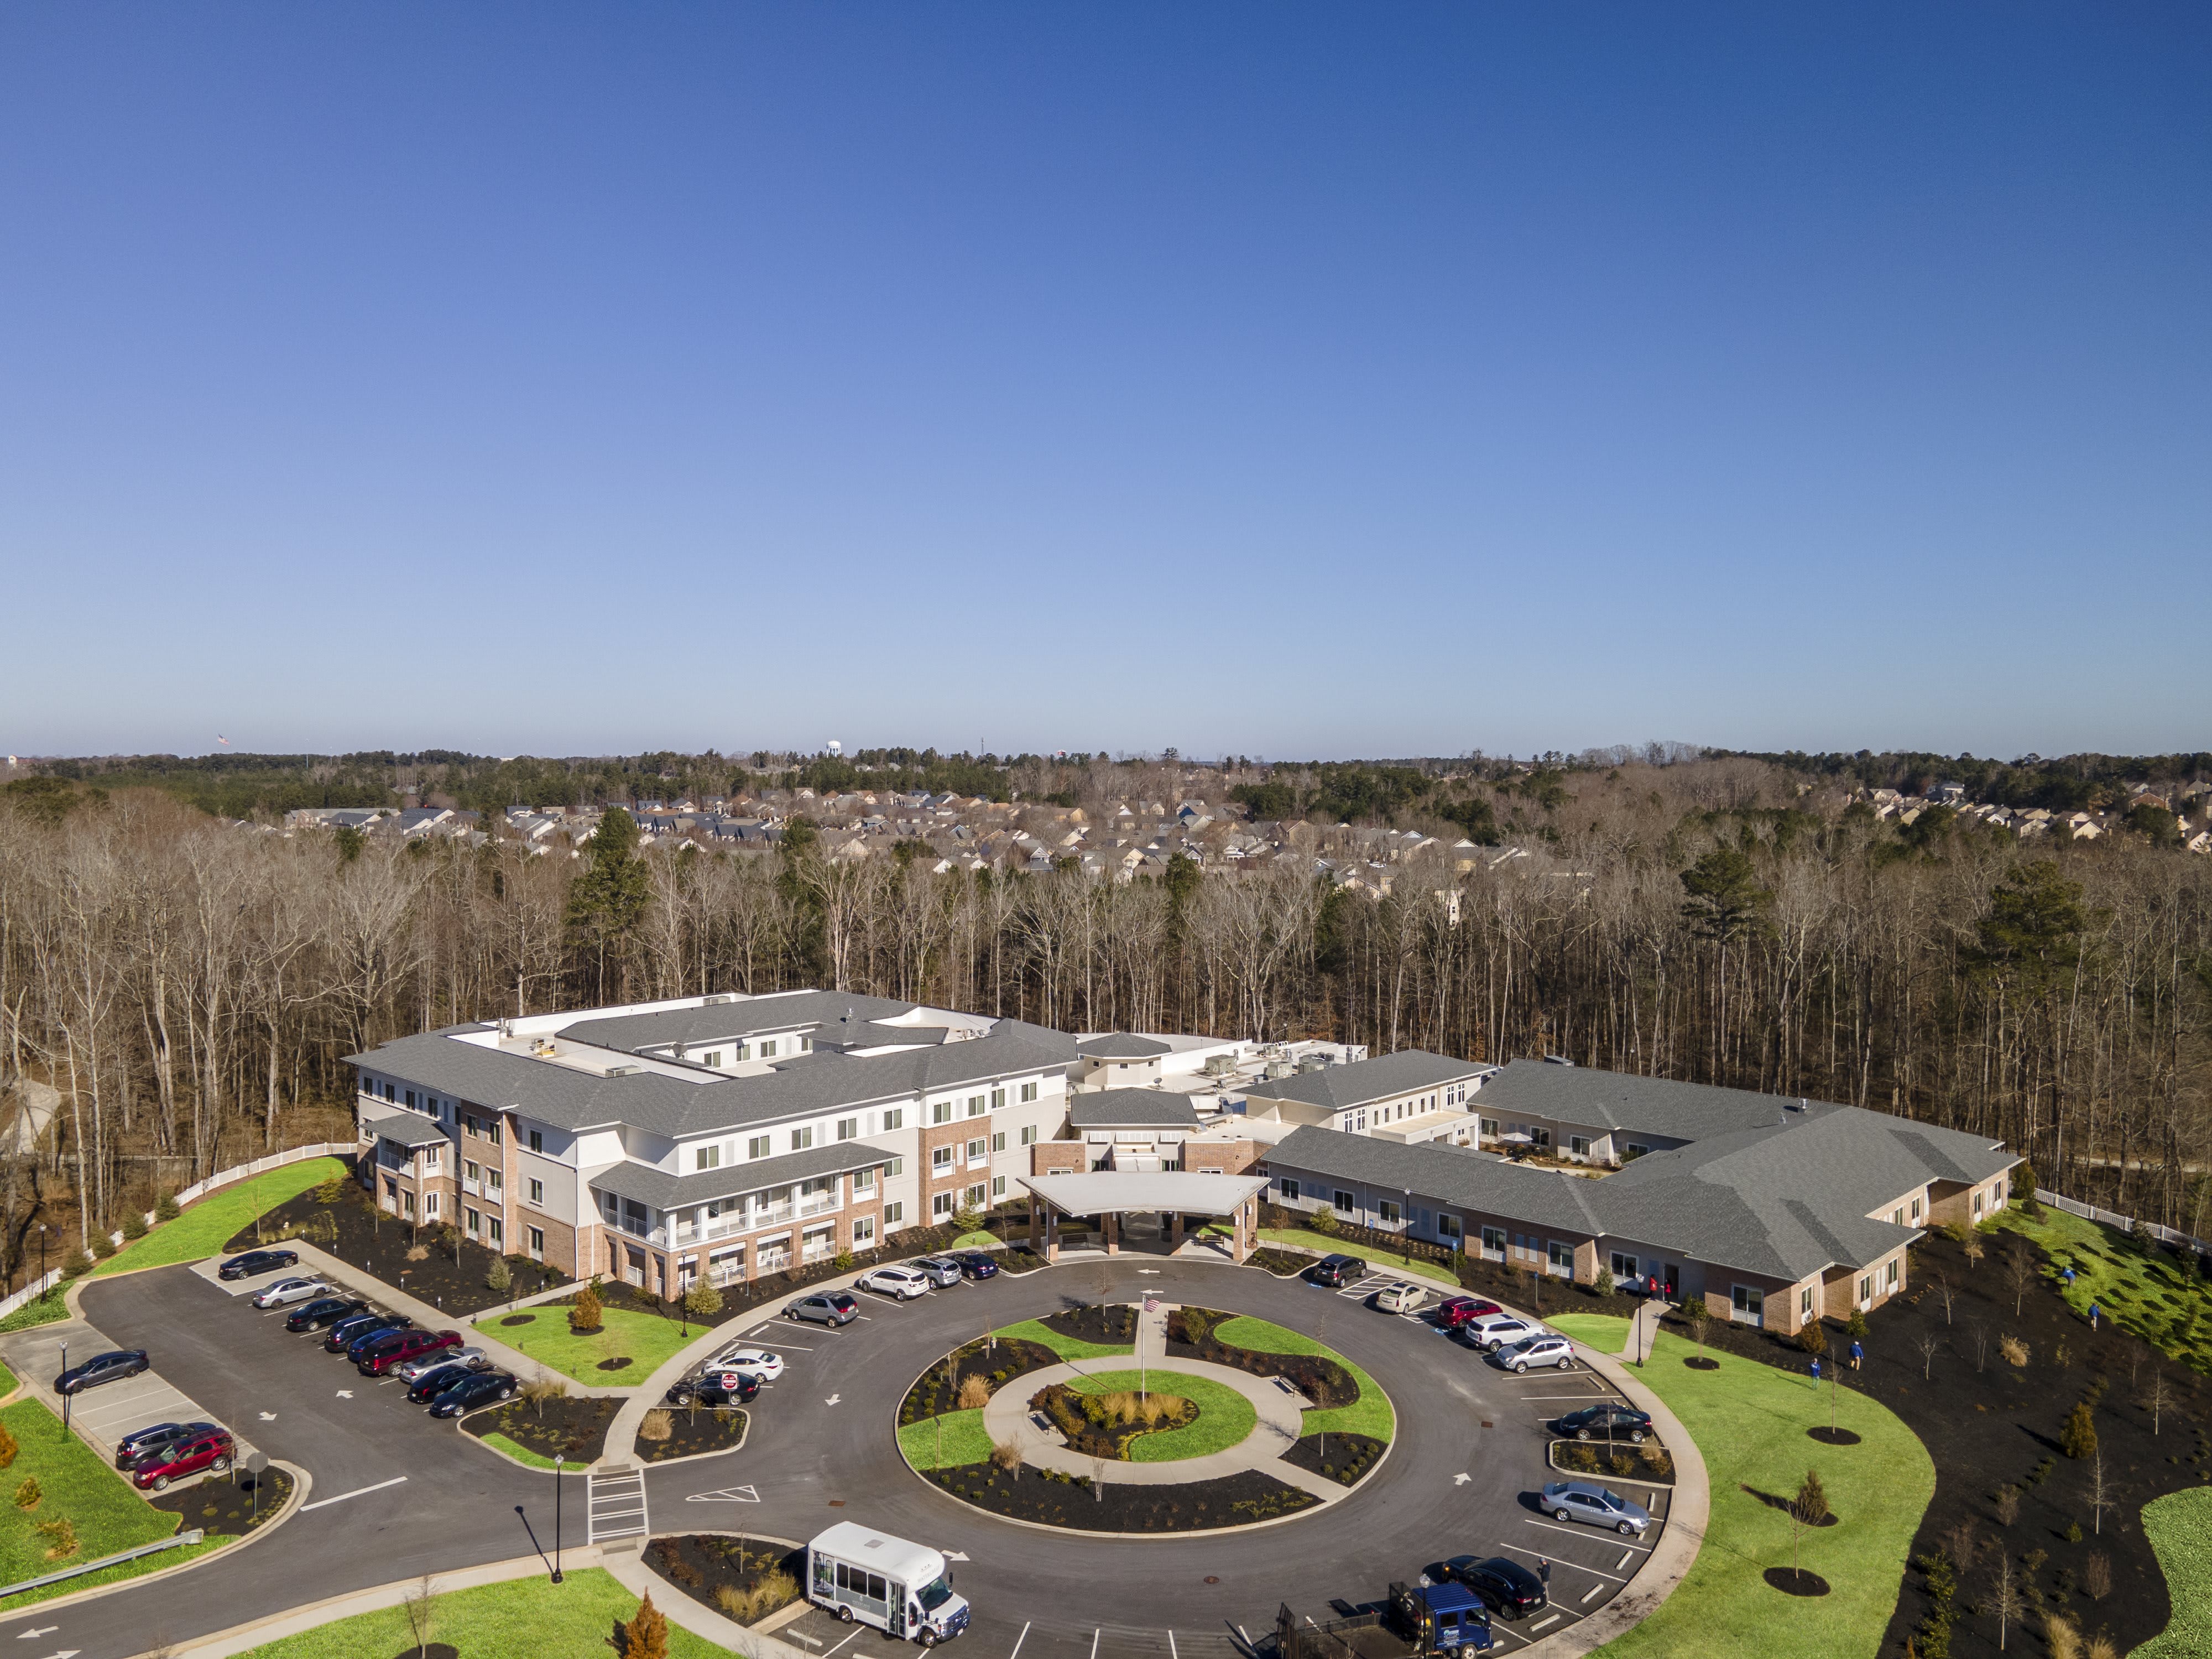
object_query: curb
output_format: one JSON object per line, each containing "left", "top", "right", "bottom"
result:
{"left": 634, "top": 1405, "right": 753, "bottom": 1469}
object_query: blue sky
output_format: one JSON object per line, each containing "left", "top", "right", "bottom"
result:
{"left": 3, "top": 5, "right": 2205, "bottom": 761}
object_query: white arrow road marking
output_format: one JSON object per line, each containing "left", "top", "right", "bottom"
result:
{"left": 1138, "top": 1269, "right": 1161, "bottom": 1275}
{"left": 14, "top": 1629, "right": 58, "bottom": 1640}
{"left": 943, "top": 1550, "right": 969, "bottom": 1561}
{"left": 258, "top": 1411, "right": 277, "bottom": 1421}
{"left": 1454, "top": 1472, "right": 1472, "bottom": 1485}
{"left": 38, "top": 1650, "right": 76, "bottom": 1658}
{"left": 335, "top": 1389, "right": 353, "bottom": 1399}
{"left": 823, "top": 1393, "right": 841, "bottom": 1406}
{"left": 684, "top": 1485, "right": 760, "bottom": 1504}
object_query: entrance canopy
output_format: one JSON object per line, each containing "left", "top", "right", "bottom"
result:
{"left": 1016, "top": 1170, "right": 1267, "bottom": 1217}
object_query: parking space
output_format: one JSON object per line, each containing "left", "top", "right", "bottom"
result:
{"left": 0, "top": 1316, "right": 249, "bottom": 1478}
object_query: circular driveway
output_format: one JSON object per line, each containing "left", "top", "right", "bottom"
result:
{"left": 648, "top": 1255, "right": 1677, "bottom": 1657}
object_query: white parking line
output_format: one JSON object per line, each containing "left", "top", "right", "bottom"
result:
{"left": 1616, "top": 1548, "right": 1634, "bottom": 1569}
{"left": 1523, "top": 1519, "right": 1652, "bottom": 1552}
{"left": 1528, "top": 1615, "right": 1561, "bottom": 1632}
{"left": 1494, "top": 1542, "right": 1630, "bottom": 1586}
{"left": 1581, "top": 1585, "right": 1603, "bottom": 1603}
{"left": 1008, "top": 1621, "right": 1030, "bottom": 1659}
{"left": 302, "top": 1475, "right": 409, "bottom": 1511}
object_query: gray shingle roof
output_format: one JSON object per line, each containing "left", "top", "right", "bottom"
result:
{"left": 1076, "top": 1034, "right": 1172, "bottom": 1058}
{"left": 1263, "top": 1125, "right": 1605, "bottom": 1233}
{"left": 558, "top": 991, "right": 916, "bottom": 1054}
{"left": 1470, "top": 1059, "right": 1838, "bottom": 1142}
{"left": 1241, "top": 1051, "right": 1489, "bottom": 1114}
{"left": 358, "top": 1103, "right": 448, "bottom": 1148}
{"left": 588, "top": 1141, "right": 890, "bottom": 1211}
{"left": 1067, "top": 1089, "right": 1202, "bottom": 1130}
{"left": 346, "top": 1019, "right": 1077, "bottom": 1141}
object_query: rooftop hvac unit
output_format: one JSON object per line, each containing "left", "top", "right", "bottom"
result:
{"left": 606, "top": 1064, "right": 641, "bottom": 1077}
{"left": 705, "top": 994, "right": 735, "bottom": 1005}
{"left": 1297, "top": 1055, "right": 1328, "bottom": 1073}
{"left": 1264, "top": 1060, "right": 1294, "bottom": 1079}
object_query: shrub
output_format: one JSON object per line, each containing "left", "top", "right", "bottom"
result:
{"left": 33, "top": 1516, "right": 77, "bottom": 1560}
{"left": 314, "top": 1173, "right": 347, "bottom": 1204}
{"left": 957, "top": 1373, "right": 992, "bottom": 1410}
{"left": 614, "top": 1589, "right": 669, "bottom": 1659}
{"left": 405, "top": 1244, "right": 429, "bottom": 1262}
{"left": 2063, "top": 1520, "right": 2084, "bottom": 1543}
{"left": 990, "top": 1439, "right": 1022, "bottom": 1474}
{"left": 2043, "top": 1613, "right": 2081, "bottom": 1659}
{"left": 0, "top": 1425, "right": 17, "bottom": 1472}
{"left": 59, "top": 1250, "right": 92, "bottom": 1281}
{"left": 90, "top": 1234, "right": 117, "bottom": 1261}
{"left": 1608, "top": 1450, "right": 1636, "bottom": 1478}
{"left": 155, "top": 1191, "right": 181, "bottom": 1222}
{"left": 1642, "top": 1444, "right": 1672, "bottom": 1477}
{"left": 639, "top": 1409, "right": 673, "bottom": 1444}
{"left": 1798, "top": 1321, "right": 1828, "bottom": 1357}
{"left": 2083, "top": 1550, "right": 2111, "bottom": 1600}
{"left": 1994, "top": 1483, "right": 2021, "bottom": 1525}
{"left": 1307, "top": 1208, "right": 1340, "bottom": 1237}
{"left": 2000, "top": 1334, "right": 2030, "bottom": 1368}
{"left": 11, "top": 1477, "right": 37, "bottom": 1511}
{"left": 683, "top": 1279, "right": 722, "bottom": 1324}
{"left": 2060, "top": 1401, "right": 2098, "bottom": 1459}
{"left": 1592, "top": 1267, "right": 1614, "bottom": 1297}
{"left": 569, "top": 1282, "right": 603, "bottom": 1334}
{"left": 120, "top": 1211, "right": 148, "bottom": 1241}
{"left": 1846, "top": 1306, "right": 1868, "bottom": 1340}
{"left": 486, "top": 1253, "right": 512, "bottom": 1294}
{"left": 952, "top": 1204, "right": 984, "bottom": 1234}
{"left": 713, "top": 1571, "right": 800, "bottom": 1624}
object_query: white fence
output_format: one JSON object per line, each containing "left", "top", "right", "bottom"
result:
{"left": 2036, "top": 1187, "right": 2210, "bottom": 1258}
{"left": 0, "top": 1140, "right": 356, "bottom": 1323}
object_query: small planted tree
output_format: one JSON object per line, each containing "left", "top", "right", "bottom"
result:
{"left": 1845, "top": 1305, "right": 1868, "bottom": 1342}
{"left": 2142, "top": 1368, "right": 2172, "bottom": 1436}
{"left": 2059, "top": 1401, "right": 2098, "bottom": 1460}
{"left": 0, "top": 1421, "right": 18, "bottom": 1472}
{"left": 569, "top": 1281, "right": 603, "bottom": 1334}
{"left": 486, "top": 1253, "right": 512, "bottom": 1296}
{"left": 120, "top": 1211, "right": 148, "bottom": 1241}
{"left": 617, "top": 1590, "right": 670, "bottom": 1659}
{"left": 1798, "top": 1320, "right": 1828, "bottom": 1358}
{"left": 155, "top": 1191, "right": 181, "bottom": 1223}
{"left": 401, "top": 1573, "right": 437, "bottom": 1659}
{"left": 1790, "top": 1467, "right": 1829, "bottom": 1582}
{"left": 1989, "top": 1553, "right": 2023, "bottom": 1651}
{"left": 684, "top": 1277, "right": 723, "bottom": 1334}
{"left": 1592, "top": 1266, "right": 1615, "bottom": 1298}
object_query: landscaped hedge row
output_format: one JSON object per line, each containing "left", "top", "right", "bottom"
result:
{"left": 1164, "top": 1307, "right": 1359, "bottom": 1407}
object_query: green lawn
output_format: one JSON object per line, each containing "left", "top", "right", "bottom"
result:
{"left": 1214, "top": 1225, "right": 1466, "bottom": 1290}
{"left": 1068, "top": 1369, "right": 1258, "bottom": 1461}
{"left": 0, "top": 1398, "right": 221, "bottom": 1610}
{"left": 1208, "top": 1315, "right": 1396, "bottom": 1443}
{"left": 898, "top": 1407, "right": 993, "bottom": 1471}
{"left": 0, "top": 1293, "right": 67, "bottom": 1337}
{"left": 487, "top": 1304, "right": 697, "bottom": 1385}
{"left": 1550, "top": 1312, "right": 1633, "bottom": 1353}
{"left": 233, "top": 1567, "right": 727, "bottom": 1658}
{"left": 1591, "top": 1333, "right": 1934, "bottom": 1659}
{"left": 93, "top": 1157, "right": 348, "bottom": 1277}
{"left": 992, "top": 1317, "right": 1135, "bottom": 1362}
{"left": 2135, "top": 1486, "right": 2212, "bottom": 1658}
{"left": 0, "top": 1359, "right": 16, "bottom": 1398}
{"left": 475, "top": 1432, "right": 562, "bottom": 1470}
{"left": 1990, "top": 1205, "right": 2212, "bottom": 1374}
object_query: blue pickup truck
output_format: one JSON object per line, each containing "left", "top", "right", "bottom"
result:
{"left": 1393, "top": 1581, "right": 1494, "bottom": 1652}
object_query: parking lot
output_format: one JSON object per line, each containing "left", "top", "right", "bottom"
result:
{"left": 0, "top": 1314, "right": 245, "bottom": 1477}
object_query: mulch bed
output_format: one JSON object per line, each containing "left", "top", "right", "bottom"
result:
{"left": 1656, "top": 1218, "right": 2212, "bottom": 1659}
{"left": 901, "top": 1337, "right": 1062, "bottom": 1424}
{"left": 638, "top": 1406, "right": 748, "bottom": 1463}
{"left": 1250, "top": 1249, "right": 1312, "bottom": 1277}
{"left": 994, "top": 1246, "right": 1048, "bottom": 1274}
{"left": 924, "top": 1462, "right": 1319, "bottom": 1531}
{"left": 1029, "top": 1381, "right": 1197, "bottom": 1460}
{"left": 1550, "top": 1439, "right": 1676, "bottom": 1485}
{"left": 645, "top": 1535, "right": 805, "bottom": 1625}
{"left": 1042, "top": 1302, "right": 1138, "bottom": 1347}
{"left": 149, "top": 1466, "right": 296, "bottom": 1537}
{"left": 462, "top": 1394, "right": 620, "bottom": 1462}
{"left": 1258, "top": 1207, "right": 1648, "bottom": 1321}
{"left": 1765, "top": 1567, "right": 1830, "bottom": 1597}
{"left": 228, "top": 1183, "right": 570, "bottom": 1317}
{"left": 1284, "top": 1431, "right": 1386, "bottom": 1487}
{"left": 1166, "top": 1307, "right": 1359, "bottom": 1408}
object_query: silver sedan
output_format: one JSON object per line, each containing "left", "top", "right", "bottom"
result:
{"left": 394, "top": 1345, "right": 489, "bottom": 1383}
{"left": 251, "top": 1277, "right": 333, "bottom": 1309}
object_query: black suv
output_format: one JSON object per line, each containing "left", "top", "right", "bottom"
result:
{"left": 218, "top": 1248, "right": 299, "bottom": 1281}
{"left": 113, "top": 1420, "right": 220, "bottom": 1470}
{"left": 1556, "top": 1403, "right": 1652, "bottom": 1443}
{"left": 1425, "top": 1556, "right": 1548, "bottom": 1620}
{"left": 286, "top": 1296, "right": 367, "bottom": 1333}
{"left": 1306, "top": 1253, "right": 1366, "bottom": 1288}
{"left": 325, "top": 1310, "right": 406, "bottom": 1353}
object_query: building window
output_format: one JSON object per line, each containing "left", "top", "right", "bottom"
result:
{"left": 1569, "top": 1136, "right": 1591, "bottom": 1158}
{"left": 1020, "top": 1082, "right": 1037, "bottom": 1103}
{"left": 837, "top": 1118, "right": 858, "bottom": 1141}
{"left": 1548, "top": 1240, "right": 1572, "bottom": 1274}
{"left": 1973, "top": 1191, "right": 1985, "bottom": 1217}
{"left": 1479, "top": 1118, "right": 1499, "bottom": 1138}
{"left": 992, "top": 1131, "right": 1006, "bottom": 1153}
{"left": 964, "top": 1183, "right": 987, "bottom": 1209}
{"left": 696, "top": 1145, "right": 722, "bottom": 1171}
{"left": 488, "top": 1217, "right": 503, "bottom": 1247}
{"left": 932, "top": 1146, "right": 953, "bottom": 1171}
{"left": 484, "top": 1120, "right": 501, "bottom": 1146}
{"left": 1910, "top": 1197, "right": 1923, "bottom": 1222}
{"left": 1891, "top": 1208, "right": 1904, "bottom": 1227}
{"left": 702, "top": 1051, "right": 721, "bottom": 1068}
{"left": 992, "top": 1175, "right": 1006, "bottom": 1198}
{"left": 528, "top": 1178, "right": 544, "bottom": 1206}
{"left": 1481, "top": 1225, "right": 1506, "bottom": 1256}
{"left": 932, "top": 1101, "right": 953, "bottom": 1125}
{"left": 465, "top": 1159, "right": 481, "bottom": 1183}
{"left": 991, "top": 1088, "right": 1005, "bottom": 1110}
{"left": 1732, "top": 1285, "right": 1765, "bottom": 1322}
{"left": 854, "top": 1166, "right": 878, "bottom": 1194}
{"left": 424, "top": 1193, "right": 439, "bottom": 1218}
{"left": 932, "top": 1192, "right": 953, "bottom": 1220}
{"left": 528, "top": 1129, "right": 544, "bottom": 1154}
{"left": 1610, "top": 1252, "right": 1639, "bottom": 1280}
{"left": 759, "top": 1040, "right": 778, "bottom": 1058}
{"left": 487, "top": 1170, "right": 503, "bottom": 1194}
{"left": 748, "top": 1135, "right": 771, "bottom": 1159}
{"left": 1858, "top": 1275, "right": 1873, "bottom": 1305}
{"left": 405, "top": 1090, "right": 416, "bottom": 1109}
{"left": 466, "top": 1207, "right": 481, "bottom": 1234}
{"left": 791, "top": 1127, "right": 815, "bottom": 1152}
{"left": 1019, "top": 1126, "right": 1037, "bottom": 1146}
{"left": 1332, "top": 1190, "right": 1354, "bottom": 1215}
{"left": 1886, "top": 1259, "right": 1900, "bottom": 1291}
{"left": 1276, "top": 1177, "right": 1301, "bottom": 1202}
{"left": 852, "top": 1216, "right": 876, "bottom": 1246}
{"left": 1800, "top": 1286, "right": 1814, "bottom": 1317}
{"left": 528, "top": 1225, "right": 544, "bottom": 1259}
{"left": 1437, "top": 1213, "right": 1461, "bottom": 1242}
{"left": 736, "top": 1044, "right": 752, "bottom": 1062}
{"left": 1378, "top": 1200, "right": 1402, "bottom": 1225}
{"left": 967, "top": 1095, "right": 986, "bottom": 1118}
{"left": 883, "top": 1202, "right": 904, "bottom": 1226}
{"left": 884, "top": 1157, "right": 903, "bottom": 1178}
{"left": 966, "top": 1138, "right": 988, "bottom": 1165}
{"left": 883, "top": 1108, "right": 904, "bottom": 1131}
{"left": 1624, "top": 1142, "right": 1649, "bottom": 1160}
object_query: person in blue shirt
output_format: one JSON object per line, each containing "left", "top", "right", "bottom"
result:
{"left": 1850, "top": 1339, "right": 1864, "bottom": 1371}
{"left": 2063, "top": 1265, "right": 2077, "bottom": 1287}
{"left": 2089, "top": 1301, "right": 2100, "bottom": 1331}
{"left": 1810, "top": 1355, "right": 1822, "bottom": 1385}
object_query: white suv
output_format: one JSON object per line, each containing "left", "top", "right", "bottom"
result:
{"left": 1495, "top": 1332, "right": 1576, "bottom": 1373}
{"left": 859, "top": 1265, "right": 932, "bottom": 1300}
{"left": 1464, "top": 1310, "right": 1548, "bottom": 1351}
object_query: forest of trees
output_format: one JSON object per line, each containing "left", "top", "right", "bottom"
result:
{"left": 1, "top": 752, "right": 2207, "bottom": 1290}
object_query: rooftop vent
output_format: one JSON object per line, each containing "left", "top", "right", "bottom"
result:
{"left": 1543, "top": 1054, "right": 1575, "bottom": 1066}
{"left": 606, "top": 1064, "right": 641, "bottom": 1077}
{"left": 1785, "top": 1098, "right": 1809, "bottom": 1113}
{"left": 704, "top": 994, "right": 735, "bottom": 1005}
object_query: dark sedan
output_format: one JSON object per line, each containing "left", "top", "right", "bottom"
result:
{"left": 405, "top": 1361, "right": 484, "bottom": 1404}
{"left": 217, "top": 1248, "right": 299, "bottom": 1281}
{"left": 326, "top": 1312, "right": 408, "bottom": 1354}
{"left": 427, "top": 1370, "right": 517, "bottom": 1417}
{"left": 1423, "top": 1556, "right": 1548, "bottom": 1621}
{"left": 954, "top": 1252, "right": 999, "bottom": 1280}
{"left": 114, "top": 1420, "right": 219, "bottom": 1470}
{"left": 55, "top": 1349, "right": 149, "bottom": 1395}
{"left": 1305, "top": 1253, "right": 1366, "bottom": 1288}
{"left": 1556, "top": 1402, "right": 1653, "bottom": 1444}
{"left": 666, "top": 1371, "right": 761, "bottom": 1409}
{"left": 286, "top": 1296, "right": 367, "bottom": 1333}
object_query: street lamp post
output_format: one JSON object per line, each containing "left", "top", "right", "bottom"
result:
{"left": 552, "top": 1454, "right": 565, "bottom": 1584}
{"left": 59, "top": 1340, "right": 69, "bottom": 1441}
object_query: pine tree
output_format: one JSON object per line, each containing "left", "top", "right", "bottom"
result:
{"left": 570, "top": 1281, "right": 603, "bottom": 1334}
{"left": 2060, "top": 1400, "right": 2099, "bottom": 1459}
{"left": 486, "top": 1253, "right": 512, "bottom": 1295}
{"left": 566, "top": 809, "right": 650, "bottom": 999}
{"left": 617, "top": 1591, "right": 670, "bottom": 1659}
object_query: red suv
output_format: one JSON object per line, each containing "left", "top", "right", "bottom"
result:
{"left": 131, "top": 1427, "right": 235, "bottom": 1492}
{"left": 1435, "top": 1296, "right": 1503, "bottom": 1331}
{"left": 357, "top": 1328, "right": 462, "bottom": 1377}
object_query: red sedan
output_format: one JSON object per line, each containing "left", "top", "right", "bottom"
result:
{"left": 131, "top": 1427, "right": 235, "bottom": 1492}
{"left": 357, "top": 1328, "right": 462, "bottom": 1377}
{"left": 1435, "top": 1296, "right": 1503, "bottom": 1330}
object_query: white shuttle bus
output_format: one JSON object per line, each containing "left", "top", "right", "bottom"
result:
{"left": 806, "top": 1520, "right": 972, "bottom": 1645}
